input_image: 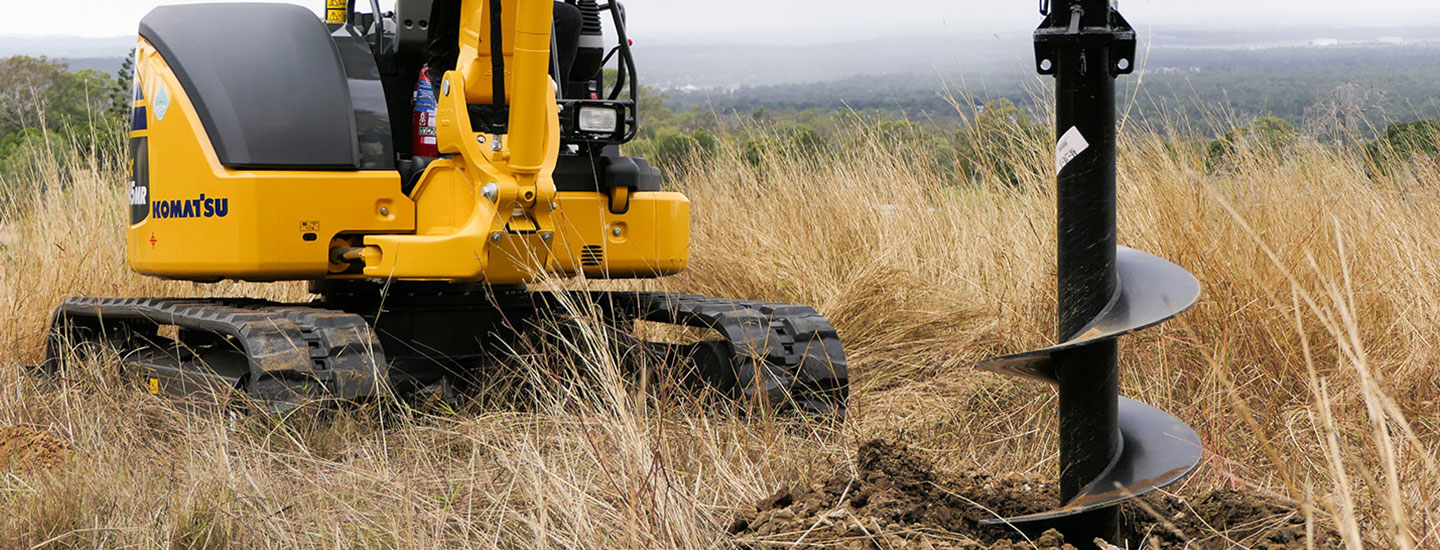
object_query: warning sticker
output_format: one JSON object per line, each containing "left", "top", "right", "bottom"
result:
{"left": 152, "top": 84, "right": 171, "bottom": 122}
{"left": 326, "top": 8, "right": 347, "bottom": 24}
{"left": 1055, "top": 126, "right": 1090, "bottom": 175}
{"left": 326, "top": 0, "right": 346, "bottom": 7}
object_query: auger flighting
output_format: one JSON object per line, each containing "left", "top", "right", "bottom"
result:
{"left": 978, "top": 0, "right": 1204, "bottom": 546}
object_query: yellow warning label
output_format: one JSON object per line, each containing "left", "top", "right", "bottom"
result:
{"left": 148, "top": 378, "right": 160, "bottom": 395}
{"left": 326, "top": 0, "right": 347, "bottom": 8}
{"left": 326, "top": 8, "right": 347, "bottom": 24}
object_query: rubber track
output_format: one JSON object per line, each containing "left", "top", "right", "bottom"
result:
{"left": 599, "top": 292, "right": 850, "bottom": 418}
{"left": 49, "top": 298, "right": 386, "bottom": 401}
{"left": 49, "top": 293, "right": 849, "bottom": 417}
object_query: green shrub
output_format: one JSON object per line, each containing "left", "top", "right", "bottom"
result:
{"left": 1363, "top": 119, "right": 1440, "bottom": 176}
{"left": 1205, "top": 116, "right": 1298, "bottom": 170}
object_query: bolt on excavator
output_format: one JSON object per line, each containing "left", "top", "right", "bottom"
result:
{"left": 43, "top": 0, "right": 849, "bottom": 417}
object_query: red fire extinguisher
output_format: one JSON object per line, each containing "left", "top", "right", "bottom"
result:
{"left": 413, "top": 67, "right": 439, "bottom": 158}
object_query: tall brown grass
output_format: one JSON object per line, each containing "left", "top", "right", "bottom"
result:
{"left": 0, "top": 114, "right": 1436, "bottom": 548}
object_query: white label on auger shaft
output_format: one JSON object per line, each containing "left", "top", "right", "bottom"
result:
{"left": 1056, "top": 126, "right": 1090, "bottom": 174}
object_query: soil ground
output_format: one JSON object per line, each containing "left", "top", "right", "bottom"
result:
{"left": 729, "top": 440, "right": 1341, "bottom": 550}
{"left": 0, "top": 425, "right": 70, "bottom": 474}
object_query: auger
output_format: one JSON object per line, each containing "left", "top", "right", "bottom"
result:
{"left": 978, "top": 0, "right": 1204, "bottom": 546}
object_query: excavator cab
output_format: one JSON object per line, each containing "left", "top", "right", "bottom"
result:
{"left": 46, "top": 0, "right": 849, "bottom": 417}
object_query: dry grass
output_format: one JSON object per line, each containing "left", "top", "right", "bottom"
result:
{"left": 0, "top": 118, "right": 1437, "bottom": 548}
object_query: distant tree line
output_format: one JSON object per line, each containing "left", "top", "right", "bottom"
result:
{"left": 635, "top": 83, "right": 1440, "bottom": 187}
{"left": 661, "top": 45, "right": 1440, "bottom": 143}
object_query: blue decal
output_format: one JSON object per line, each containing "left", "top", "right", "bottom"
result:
{"left": 152, "top": 194, "right": 229, "bottom": 220}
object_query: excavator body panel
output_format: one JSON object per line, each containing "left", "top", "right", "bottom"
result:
{"left": 126, "top": 33, "right": 415, "bottom": 281}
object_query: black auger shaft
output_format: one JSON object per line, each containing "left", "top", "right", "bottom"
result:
{"left": 1052, "top": 0, "right": 1121, "bottom": 542}
{"left": 1043, "top": 0, "right": 1131, "bottom": 544}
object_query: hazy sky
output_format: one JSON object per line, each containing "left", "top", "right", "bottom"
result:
{"left": 11, "top": 0, "right": 1440, "bottom": 41}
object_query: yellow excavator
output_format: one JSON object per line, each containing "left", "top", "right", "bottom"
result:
{"left": 43, "top": 0, "right": 848, "bottom": 417}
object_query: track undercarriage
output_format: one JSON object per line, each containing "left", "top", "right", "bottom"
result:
{"left": 43, "top": 284, "right": 849, "bottom": 418}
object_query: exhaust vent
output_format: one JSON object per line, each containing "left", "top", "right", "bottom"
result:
{"left": 580, "top": 245, "right": 604, "bottom": 268}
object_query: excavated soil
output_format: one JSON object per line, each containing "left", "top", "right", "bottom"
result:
{"left": 730, "top": 440, "right": 1340, "bottom": 549}
{"left": 0, "top": 426, "right": 71, "bottom": 474}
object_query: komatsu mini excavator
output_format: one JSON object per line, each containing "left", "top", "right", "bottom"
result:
{"left": 42, "top": 0, "right": 848, "bottom": 417}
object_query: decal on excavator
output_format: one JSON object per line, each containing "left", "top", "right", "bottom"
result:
{"left": 130, "top": 77, "right": 147, "bottom": 131}
{"left": 152, "top": 85, "right": 171, "bottom": 122}
{"left": 128, "top": 137, "right": 150, "bottom": 225}
{"left": 325, "top": 0, "right": 347, "bottom": 24}
{"left": 150, "top": 194, "right": 230, "bottom": 220}
{"left": 129, "top": 76, "right": 150, "bottom": 225}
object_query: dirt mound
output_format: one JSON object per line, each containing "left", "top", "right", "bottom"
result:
{"left": 730, "top": 440, "right": 1339, "bottom": 549}
{"left": 0, "top": 425, "right": 71, "bottom": 473}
